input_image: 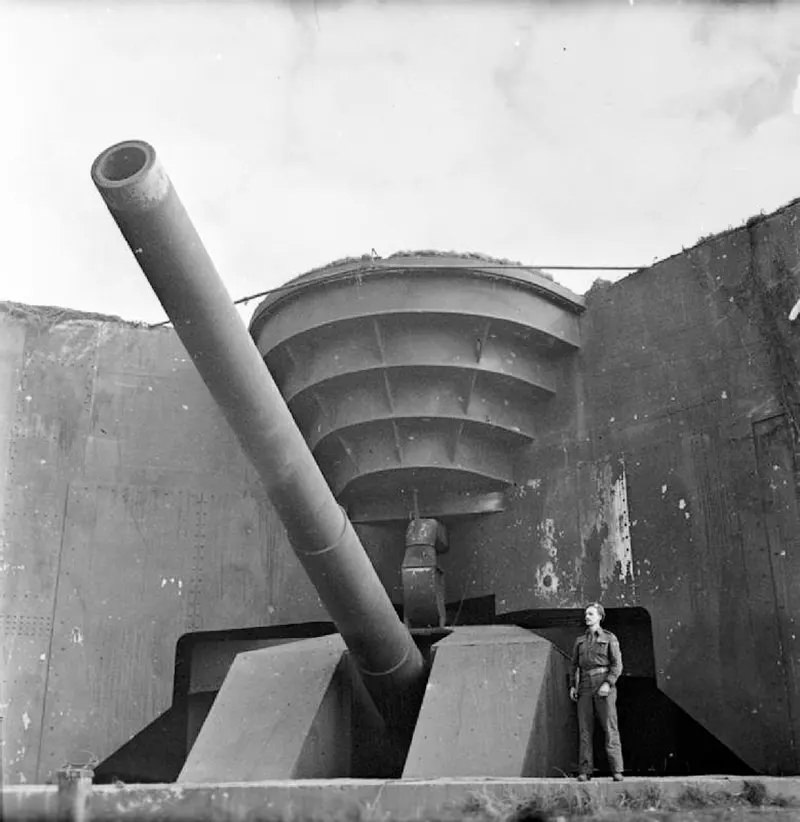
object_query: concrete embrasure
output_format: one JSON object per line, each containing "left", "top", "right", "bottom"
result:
{"left": 5, "top": 777, "right": 800, "bottom": 821}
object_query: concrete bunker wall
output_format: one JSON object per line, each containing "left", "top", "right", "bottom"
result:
{"left": 437, "top": 202, "right": 800, "bottom": 774}
{"left": 0, "top": 308, "right": 329, "bottom": 784}
{"left": 2, "top": 198, "right": 800, "bottom": 782}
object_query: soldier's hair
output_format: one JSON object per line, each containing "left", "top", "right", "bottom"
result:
{"left": 586, "top": 602, "right": 605, "bottom": 621}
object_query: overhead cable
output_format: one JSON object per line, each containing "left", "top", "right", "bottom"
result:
{"left": 148, "top": 263, "right": 644, "bottom": 328}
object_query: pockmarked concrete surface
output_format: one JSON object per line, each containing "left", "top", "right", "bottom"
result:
{"left": 4, "top": 776, "right": 800, "bottom": 820}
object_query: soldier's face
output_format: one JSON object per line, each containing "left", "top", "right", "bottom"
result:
{"left": 585, "top": 606, "right": 601, "bottom": 628}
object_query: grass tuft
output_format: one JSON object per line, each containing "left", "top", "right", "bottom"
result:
{"left": 461, "top": 791, "right": 510, "bottom": 818}
{"left": 456, "top": 787, "right": 598, "bottom": 821}
{"left": 614, "top": 783, "right": 664, "bottom": 811}
{"left": 677, "top": 783, "right": 714, "bottom": 808}
{"left": 741, "top": 780, "right": 768, "bottom": 806}
{"left": 513, "top": 789, "right": 596, "bottom": 819}
{"left": 738, "top": 779, "right": 799, "bottom": 809}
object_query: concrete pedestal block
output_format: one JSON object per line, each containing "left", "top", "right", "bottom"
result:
{"left": 178, "top": 635, "right": 381, "bottom": 782}
{"left": 403, "top": 626, "right": 577, "bottom": 777}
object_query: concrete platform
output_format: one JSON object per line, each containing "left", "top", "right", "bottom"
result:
{"left": 4, "top": 776, "right": 800, "bottom": 820}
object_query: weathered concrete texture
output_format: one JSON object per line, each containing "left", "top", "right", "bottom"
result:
{"left": 569, "top": 207, "right": 800, "bottom": 775}
{"left": 437, "top": 200, "right": 800, "bottom": 774}
{"left": 0, "top": 307, "right": 332, "bottom": 785}
{"left": 4, "top": 776, "right": 800, "bottom": 821}
{"left": 403, "top": 627, "right": 575, "bottom": 778}
{"left": 179, "top": 635, "right": 380, "bottom": 782}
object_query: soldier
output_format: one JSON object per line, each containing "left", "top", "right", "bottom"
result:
{"left": 569, "top": 603, "right": 624, "bottom": 781}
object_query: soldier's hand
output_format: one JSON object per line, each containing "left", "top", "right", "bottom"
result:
{"left": 569, "top": 686, "right": 578, "bottom": 702}
{"left": 598, "top": 682, "right": 611, "bottom": 698}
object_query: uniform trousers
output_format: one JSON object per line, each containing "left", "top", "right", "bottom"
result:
{"left": 577, "top": 669, "right": 624, "bottom": 775}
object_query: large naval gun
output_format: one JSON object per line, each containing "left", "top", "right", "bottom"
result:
{"left": 89, "top": 139, "right": 582, "bottom": 779}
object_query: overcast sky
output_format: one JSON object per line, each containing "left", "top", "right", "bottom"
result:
{"left": 2, "top": 0, "right": 800, "bottom": 324}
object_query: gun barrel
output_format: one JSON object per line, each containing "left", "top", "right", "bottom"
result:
{"left": 90, "top": 140, "right": 424, "bottom": 698}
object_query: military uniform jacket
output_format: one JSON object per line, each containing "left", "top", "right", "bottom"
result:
{"left": 570, "top": 628, "right": 623, "bottom": 689}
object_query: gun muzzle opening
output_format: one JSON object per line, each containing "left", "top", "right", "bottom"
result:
{"left": 91, "top": 140, "right": 169, "bottom": 213}
{"left": 92, "top": 141, "right": 153, "bottom": 185}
